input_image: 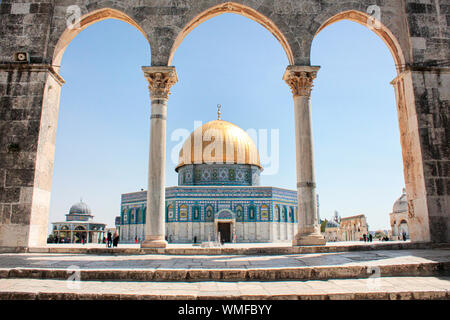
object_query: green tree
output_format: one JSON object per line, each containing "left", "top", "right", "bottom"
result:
{"left": 320, "top": 219, "right": 328, "bottom": 233}
{"left": 47, "top": 234, "right": 55, "bottom": 244}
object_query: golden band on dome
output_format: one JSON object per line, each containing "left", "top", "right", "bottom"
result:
{"left": 176, "top": 120, "right": 262, "bottom": 171}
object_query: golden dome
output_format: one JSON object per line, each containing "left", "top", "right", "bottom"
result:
{"left": 176, "top": 120, "right": 262, "bottom": 171}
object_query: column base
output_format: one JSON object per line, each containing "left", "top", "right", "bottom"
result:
{"left": 141, "top": 238, "right": 168, "bottom": 248}
{"left": 293, "top": 234, "right": 326, "bottom": 246}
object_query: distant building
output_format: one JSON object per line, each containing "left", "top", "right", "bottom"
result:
{"left": 339, "top": 214, "right": 369, "bottom": 241}
{"left": 324, "top": 211, "right": 369, "bottom": 242}
{"left": 51, "top": 200, "right": 106, "bottom": 243}
{"left": 324, "top": 211, "right": 340, "bottom": 242}
{"left": 390, "top": 189, "right": 409, "bottom": 240}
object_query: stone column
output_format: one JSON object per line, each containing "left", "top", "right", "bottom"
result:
{"left": 141, "top": 67, "right": 178, "bottom": 248}
{"left": 283, "top": 66, "right": 326, "bottom": 246}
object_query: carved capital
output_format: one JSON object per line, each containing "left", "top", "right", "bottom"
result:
{"left": 283, "top": 66, "right": 320, "bottom": 97}
{"left": 142, "top": 66, "right": 178, "bottom": 100}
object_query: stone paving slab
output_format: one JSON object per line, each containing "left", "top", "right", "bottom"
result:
{"left": 0, "top": 277, "right": 448, "bottom": 300}
{"left": 0, "top": 249, "right": 449, "bottom": 269}
{"left": 0, "top": 249, "right": 448, "bottom": 281}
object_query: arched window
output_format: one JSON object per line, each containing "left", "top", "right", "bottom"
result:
{"left": 289, "top": 207, "right": 294, "bottom": 222}
{"left": 205, "top": 205, "right": 214, "bottom": 222}
{"left": 142, "top": 207, "right": 146, "bottom": 224}
{"left": 274, "top": 205, "right": 280, "bottom": 221}
{"left": 236, "top": 205, "right": 244, "bottom": 222}
{"left": 167, "top": 204, "right": 174, "bottom": 220}
{"left": 248, "top": 206, "right": 256, "bottom": 221}
{"left": 261, "top": 205, "right": 269, "bottom": 220}
{"left": 123, "top": 209, "right": 128, "bottom": 224}
{"left": 121, "top": 209, "right": 126, "bottom": 224}
{"left": 193, "top": 206, "right": 200, "bottom": 221}
{"left": 130, "top": 209, "right": 135, "bottom": 224}
{"left": 179, "top": 205, "right": 188, "bottom": 220}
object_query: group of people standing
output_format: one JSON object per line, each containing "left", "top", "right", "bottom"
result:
{"left": 363, "top": 233, "right": 373, "bottom": 242}
{"left": 105, "top": 231, "right": 119, "bottom": 248}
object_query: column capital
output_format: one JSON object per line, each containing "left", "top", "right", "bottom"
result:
{"left": 142, "top": 66, "right": 178, "bottom": 101}
{"left": 283, "top": 65, "right": 320, "bottom": 97}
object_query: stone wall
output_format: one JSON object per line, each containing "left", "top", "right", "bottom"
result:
{"left": 0, "top": 0, "right": 448, "bottom": 247}
{"left": 119, "top": 221, "right": 299, "bottom": 243}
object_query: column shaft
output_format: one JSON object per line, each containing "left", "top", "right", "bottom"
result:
{"left": 284, "top": 65, "right": 326, "bottom": 246}
{"left": 141, "top": 67, "right": 178, "bottom": 248}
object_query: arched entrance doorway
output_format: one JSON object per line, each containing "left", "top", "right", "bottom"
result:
{"left": 215, "top": 209, "right": 236, "bottom": 243}
{"left": 399, "top": 220, "right": 409, "bottom": 240}
{"left": 74, "top": 226, "right": 86, "bottom": 243}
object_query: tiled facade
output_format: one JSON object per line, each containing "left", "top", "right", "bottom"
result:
{"left": 177, "top": 164, "right": 261, "bottom": 186}
{"left": 118, "top": 187, "right": 298, "bottom": 243}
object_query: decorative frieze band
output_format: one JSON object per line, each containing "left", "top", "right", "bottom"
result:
{"left": 142, "top": 66, "right": 178, "bottom": 100}
{"left": 283, "top": 65, "right": 320, "bottom": 97}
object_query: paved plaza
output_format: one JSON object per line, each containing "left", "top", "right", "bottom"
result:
{"left": 0, "top": 245, "right": 449, "bottom": 299}
{"left": 0, "top": 248, "right": 448, "bottom": 270}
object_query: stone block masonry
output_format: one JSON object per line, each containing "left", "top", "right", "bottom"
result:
{"left": 0, "top": 0, "right": 448, "bottom": 248}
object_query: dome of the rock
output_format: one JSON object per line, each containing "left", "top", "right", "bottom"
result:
{"left": 176, "top": 120, "right": 262, "bottom": 171}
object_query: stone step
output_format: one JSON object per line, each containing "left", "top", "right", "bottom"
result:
{"left": 2, "top": 241, "right": 448, "bottom": 255}
{"left": 0, "top": 277, "right": 448, "bottom": 300}
{"left": 2, "top": 261, "right": 449, "bottom": 282}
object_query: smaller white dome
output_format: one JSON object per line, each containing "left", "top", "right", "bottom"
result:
{"left": 326, "top": 220, "right": 340, "bottom": 228}
{"left": 69, "top": 201, "right": 92, "bottom": 215}
{"left": 393, "top": 189, "right": 408, "bottom": 213}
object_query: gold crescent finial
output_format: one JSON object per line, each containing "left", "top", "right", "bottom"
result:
{"left": 217, "top": 104, "right": 222, "bottom": 120}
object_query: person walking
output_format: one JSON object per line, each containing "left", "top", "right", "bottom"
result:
{"left": 113, "top": 231, "right": 119, "bottom": 248}
{"left": 107, "top": 231, "right": 112, "bottom": 248}
{"left": 369, "top": 233, "right": 373, "bottom": 242}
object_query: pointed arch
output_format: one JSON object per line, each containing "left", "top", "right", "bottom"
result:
{"left": 314, "top": 10, "right": 406, "bottom": 73}
{"left": 52, "top": 8, "right": 150, "bottom": 68}
{"left": 168, "top": 2, "right": 294, "bottom": 66}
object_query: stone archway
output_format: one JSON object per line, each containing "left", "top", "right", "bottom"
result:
{"left": 399, "top": 219, "right": 409, "bottom": 239}
{"left": 52, "top": 8, "right": 150, "bottom": 69}
{"left": 309, "top": 9, "right": 433, "bottom": 243}
{"left": 0, "top": 1, "right": 447, "bottom": 249}
{"left": 167, "top": 2, "right": 294, "bottom": 66}
{"left": 0, "top": 8, "right": 151, "bottom": 248}
{"left": 314, "top": 10, "right": 406, "bottom": 71}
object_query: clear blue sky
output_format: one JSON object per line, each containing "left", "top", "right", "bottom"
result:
{"left": 49, "top": 13, "right": 404, "bottom": 232}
